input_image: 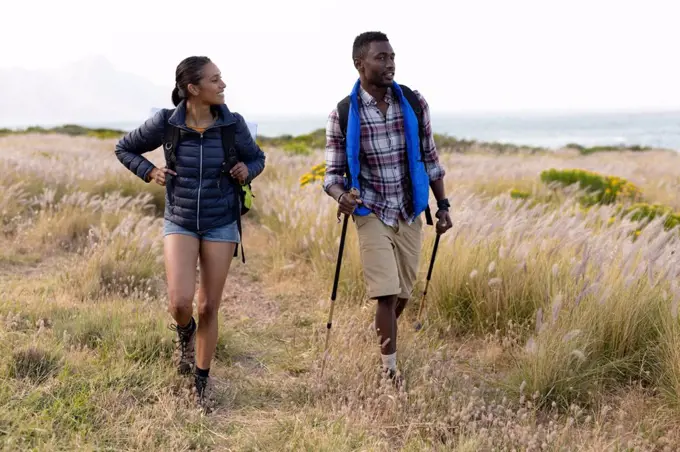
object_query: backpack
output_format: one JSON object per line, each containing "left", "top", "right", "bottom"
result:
{"left": 336, "top": 84, "right": 433, "bottom": 226}
{"left": 162, "top": 120, "right": 251, "bottom": 263}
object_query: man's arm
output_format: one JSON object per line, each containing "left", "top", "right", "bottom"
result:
{"left": 415, "top": 90, "right": 452, "bottom": 232}
{"left": 323, "top": 109, "right": 362, "bottom": 215}
{"left": 323, "top": 108, "right": 346, "bottom": 199}
{"left": 415, "top": 91, "right": 447, "bottom": 196}
{"left": 429, "top": 179, "right": 447, "bottom": 203}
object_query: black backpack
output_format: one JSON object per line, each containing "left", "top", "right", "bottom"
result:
{"left": 162, "top": 119, "right": 249, "bottom": 263}
{"left": 336, "top": 84, "right": 433, "bottom": 226}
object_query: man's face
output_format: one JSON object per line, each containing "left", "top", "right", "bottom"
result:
{"left": 356, "top": 41, "right": 395, "bottom": 88}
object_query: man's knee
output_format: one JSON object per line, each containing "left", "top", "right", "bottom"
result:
{"left": 377, "top": 294, "right": 398, "bottom": 308}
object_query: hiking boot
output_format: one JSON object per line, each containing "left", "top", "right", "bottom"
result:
{"left": 193, "top": 374, "right": 215, "bottom": 412}
{"left": 170, "top": 319, "right": 196, "bottom": 375}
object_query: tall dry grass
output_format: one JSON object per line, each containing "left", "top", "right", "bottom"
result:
{"left": 256, "top": 146, "right": 680, "bottom": 411}
{"left": 2, "top": 133, "right": 680, "bottom": 450}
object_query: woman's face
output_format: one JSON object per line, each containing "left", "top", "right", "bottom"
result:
{"left": 189, "top": 62, "right": 226, "bottom": 105}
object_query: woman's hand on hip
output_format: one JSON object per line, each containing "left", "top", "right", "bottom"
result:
{"left": 148, "top": 167, "right": 177, "bottom": 186}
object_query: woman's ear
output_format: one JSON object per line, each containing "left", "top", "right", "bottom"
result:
{"left": 187, "top": 83, "right": 200, "bottom": 97}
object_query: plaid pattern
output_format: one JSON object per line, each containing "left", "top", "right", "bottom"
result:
{"left": 324, "top": 86, "right": 446, "bottom": 226}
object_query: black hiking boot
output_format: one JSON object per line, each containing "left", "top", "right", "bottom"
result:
{"left": 193, "top": 374, "right": 215, "bottom": 412}
{"left": 170, "top": 319, "right": 196, "bottom": 375}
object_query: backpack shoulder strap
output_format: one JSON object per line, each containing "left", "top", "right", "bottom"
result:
{"left": 399, "top": 84, "right": 424, "bottom": 148}
{"left": 162, "top": 110, "right": 180, "bottom": 170}
{"left": 336, "top": 95, "right": 350, "bottom": 139}
{"left": 399, "top": 84, "right": 422, "bottom": 118}
{"left": 220, "top": 123, "right": 237, "bottom": 161}
{"left": 220, "top": 123, "right": 246, "bottom": 264}
{"left": 400, "top": 84, "right": 427, "bottom": 160}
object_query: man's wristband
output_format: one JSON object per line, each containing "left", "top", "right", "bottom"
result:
{"left": 436, "top": 198, "right": 450, "bottom": 211}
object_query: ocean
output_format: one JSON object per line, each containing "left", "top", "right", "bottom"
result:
{"left": 89, "top": 110, "right": 680, "bottom": 151}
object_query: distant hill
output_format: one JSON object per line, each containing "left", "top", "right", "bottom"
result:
{"left": 0, "top": 56, "right": 172, "bottom": 128}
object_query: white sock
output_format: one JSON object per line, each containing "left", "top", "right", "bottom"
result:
{"left": 381, "top": 352, "right": 397, "bottom": 371}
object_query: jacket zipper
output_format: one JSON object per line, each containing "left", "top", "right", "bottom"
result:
{"left": 172, "top": 119, "right": 235, "bottom": 230}
{"left": 197, "top": 133, "right": 203, "bottom": 231}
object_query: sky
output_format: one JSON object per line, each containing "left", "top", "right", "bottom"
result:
{"left": 2, "top": 0, "right": 679, "bottom": 117}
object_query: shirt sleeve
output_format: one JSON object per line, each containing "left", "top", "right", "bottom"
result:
{"left": 414, "top": 90, "right": 446, "bottom": 183}
{"left": 323, "top": 108, "right": 347, "bottom": 192}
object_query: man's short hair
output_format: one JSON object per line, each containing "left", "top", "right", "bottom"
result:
{"left": 352, "top": 31, "right": 389, "bottom": 60}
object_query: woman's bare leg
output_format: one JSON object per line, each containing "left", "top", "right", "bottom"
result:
{"left": 195, "top": 240, "right": 236, "bottom": 372}
{"left": 164, "top": 234, "right": 200, "bottom": 374}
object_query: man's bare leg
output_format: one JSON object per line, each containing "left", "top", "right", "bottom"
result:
{"left": 376, "top": 294, "right": 398, "bottom": 374}
{"left": 395, "top": 297, "right": 409, "bottom": 319}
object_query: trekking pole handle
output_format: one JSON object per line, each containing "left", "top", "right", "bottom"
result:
{"left": 336, "top": 188, "right": 360, "bottom": 222}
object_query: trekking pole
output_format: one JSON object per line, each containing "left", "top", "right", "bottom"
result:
{"left": 321, "top": 188, "right": 359, "bottom": 377}
{"left": 414, "top": 232, "right": 441, "bottom": 332}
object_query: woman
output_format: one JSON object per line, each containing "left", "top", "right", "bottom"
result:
{"left": 115, "top": 56, "right": 266, "bottom": 406}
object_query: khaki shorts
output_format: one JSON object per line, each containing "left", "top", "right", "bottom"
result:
{"left": 354, "top": 213, "right": 423, "bottom": 300}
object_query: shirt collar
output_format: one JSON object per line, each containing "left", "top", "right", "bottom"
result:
{"left": 359, "top": 86, "right": 394, "bottom": 107}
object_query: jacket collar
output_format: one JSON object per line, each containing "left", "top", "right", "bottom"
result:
{"left": 167, "top": 100, "right": 237, "bottom": 128}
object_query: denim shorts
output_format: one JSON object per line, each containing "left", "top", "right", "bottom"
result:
{"left": 163, "top": 219, "right": 240, "bottom": 243}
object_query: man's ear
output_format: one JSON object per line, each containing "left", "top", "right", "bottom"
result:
{"left": 353, "top": 57, "right": 362, "bottom": 73}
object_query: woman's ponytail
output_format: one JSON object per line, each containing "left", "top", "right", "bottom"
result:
{"left": 171, "top": 86, "right": 183, "bottom": 106}
{"left": 172, "top": 56, "right": 212, "bottom": 107}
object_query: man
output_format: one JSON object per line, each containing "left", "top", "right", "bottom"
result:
{"left": 323, "top": 31, "right": 453, "bottom": 384}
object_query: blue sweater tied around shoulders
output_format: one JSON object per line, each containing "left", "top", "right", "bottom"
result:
{"left": 344, "top": 79, "right": 430, "bottom": 218}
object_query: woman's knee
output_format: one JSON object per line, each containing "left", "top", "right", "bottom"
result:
{"left": 168, "top": 291, "right": 194, "bottom": 317}
{"left": 197, "top": 300, "right": 220, "bottom": 320}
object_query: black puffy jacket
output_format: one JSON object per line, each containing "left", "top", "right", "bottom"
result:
{"left": 115, "top": 101, "right": 266, "bottom": 232}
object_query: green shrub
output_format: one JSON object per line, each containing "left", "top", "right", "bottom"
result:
{"left": 509, "top": 188, "right": 530, "bottom": 200}
{"left": 282, "top": 141, "right": 312, "bottom": 156}
{"left": 540, "top": 168, "right": 642, "bottom": 206}
{"left": 433, "top": 134, "right": 545, "bottom": 154}
{"left": 564, "top": 143, "right": 651, "bottom": 154}
{"left": 289, "top": 129, "right": 326, "bottom": 149}
{"left": 86, "top": 129, "right": 125, "bottom": 139}
{"left": 579, "top": 144, "right": 651, "bottom": 155}
{"left": 0, "top": 124, "right": 125, "bottom": 139}
{"left": 565, "top": 143, "right": 585, "bottom": 151}
{"left": 258, "top": 128, "right": 326, "bottom": 150}
{"left": 618, "top": 202, "right": 680, "bottom": 231}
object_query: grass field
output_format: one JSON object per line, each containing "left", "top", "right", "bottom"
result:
{"left": 2, "top": 133, "right": 680, "bottom": 451}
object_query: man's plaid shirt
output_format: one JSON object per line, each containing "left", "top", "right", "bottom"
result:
{"left": 323, "top": 86, "right": 446, "bottom": 226}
